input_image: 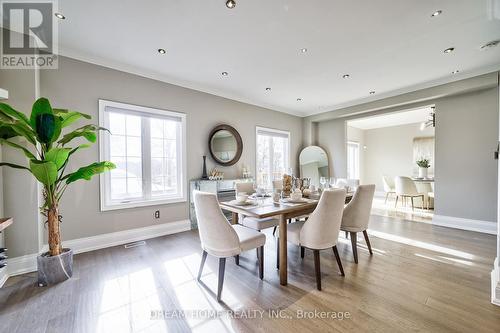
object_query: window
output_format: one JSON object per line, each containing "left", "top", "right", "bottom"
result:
{"left": 256, "top": 127, "right": 290, "bottom": 189}
{"left": 99, "top": 100, "right": 186, "bottom": 211}
{"left": 347, "top": 141, "right": 360, "bottom": 179}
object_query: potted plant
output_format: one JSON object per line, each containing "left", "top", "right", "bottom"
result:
{"left": 416, "top": 158, "right": 430, "bottom": 178}
{"left": 0, "top": 98, "right": 115, "bottom": 286}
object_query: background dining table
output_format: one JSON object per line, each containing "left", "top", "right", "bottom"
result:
{"left": 220, "top": 192, "right": 353, "bottom": 286}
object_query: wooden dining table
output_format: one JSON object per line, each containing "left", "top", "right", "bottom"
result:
{"left": 220, "top": 193, "right": 353, "bottom": 286}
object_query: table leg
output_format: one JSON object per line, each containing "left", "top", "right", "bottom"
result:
{"left": 232, "top": 212, "right": 238, "bottom": 225}
{"left": 279, "top": 214, "right": 287, "bottom": 286}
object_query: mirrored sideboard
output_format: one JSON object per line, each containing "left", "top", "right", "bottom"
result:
{"left": 189, "top": 178, "right": 253, "bottom": 229}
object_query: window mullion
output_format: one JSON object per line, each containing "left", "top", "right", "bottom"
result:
{"left": 142, "top": 117, "right": 152, "bottom": 200}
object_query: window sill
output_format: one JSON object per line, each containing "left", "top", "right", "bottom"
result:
{"left": 100, "top": 196, "right": 186, "bottom": 212}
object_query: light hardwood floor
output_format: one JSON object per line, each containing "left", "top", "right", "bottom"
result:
{"left": 0, "top": 214, "right": 499, "bottom": 333}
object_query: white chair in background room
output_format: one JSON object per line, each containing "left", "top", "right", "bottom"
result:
{"left": 193, "top": 191, "right": 266, "bottom": 302}
{"left": 394, "top": 176, "right": 425, "bottom": 211}
{"left": 340, "top": 185, "right": 376, "bottom": 264}
{"left": 277, "top": 189, "right": 346, "bottom": 290}
{"left": 235, "top": 182, "right": 279, "bottom": 234}
{"left": 382, "top": 175, "right": 396, "bottom": 204}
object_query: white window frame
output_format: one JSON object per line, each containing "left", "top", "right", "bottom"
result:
{"left": 347, "top": 141, "right": 360, "bottom": 179}
{"left": 99, "top": 99, "right": 187, "bottom": 211}
{"left": 255, "top": 126, "right": 291, "bottom": 189}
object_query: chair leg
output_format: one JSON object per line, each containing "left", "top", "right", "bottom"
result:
{"left": 345, "top": 231, "right": 349, "bottom": 239}
{"left": 313, "top": 250, "right": 321, "bottom": 290}
{"left": 300, "top": 246, "right": 305, "bottom": 259}
{"left": 234, "top": 255, "right": 239, "bottom": 265}
{"left": 384, "top": 192, "right": 389, "bottom": 204}
{"left": 332, "top": 246, "right": 345, "bottom": 276}
{"left": 363, "top": 230, "right": 373, "bottom": 255}
{"left": 217, "top": 258, "right": 226, "bottom": 302}
{"left": 350, "top": 232, "right": 358, "bottom": 264}
{"left": 394, "top": 195, "right": 399, "bottom": 208}
{"left": 258, "top": 246, "right": 264, "bottom": 280}
{"left": 272, "top": 226, "right": 277, "bottom": 236}
{"left": 276, "top": 237, "right": 279, "bottom": 269}
{"left": 197, "top": 250, "right": 207, "bottom": 281}
{"left": 411, "top": 197, "right": 415, "bottom": 211}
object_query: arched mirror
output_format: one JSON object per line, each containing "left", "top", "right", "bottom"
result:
{"left": 299, "top": 146, "right": 329, "bottom": 187}
{"left": 208, "top": 124, "right": 243, "bottom": 166}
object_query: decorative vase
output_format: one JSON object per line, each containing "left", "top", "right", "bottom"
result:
{"left": 201, "top": 156, "right": 208, "bottom": 179}
{"left": 418, "top": 167, "right": 428, "bottom": 178}
{"left": 37, "top": 248, "right": 73, "bottom": 286}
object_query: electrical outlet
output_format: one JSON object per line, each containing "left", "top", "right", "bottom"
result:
{"left": 154, "top": 210, "right": 160, "bottom": 219}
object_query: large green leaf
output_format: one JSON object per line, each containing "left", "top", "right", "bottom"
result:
{"left": 45, "top": 148, "right": 71, "bottom": 169}
{"left": 0, "top": 103, "right": 30, "bottom": 125}
{"left": 65, "top": 161, "right": 115, "bottom": 184}
{"left": 0, "top": 139, "right": 36, "bottom": 159}
{"left": 59, "top": 112, "right": 89, "bottom": 128}
{"left": 30, "top": 98, "right": 53, "bottom": 129}
{"left": 0, "top": 162, "right": 30, "bottom": 171}
{"left": 10, "top": 121, "right": 36, "bottom": 145}
{"left": 35, "top": 113, "right": 56, "bottom": 143}
{"left": 68, "top": 144, "right": 90, "bottom": 157}
{"left": 0, "top": 125, "right": 19, "bottom": 140}
{"left": 29, "top": 160, "right": 58, "bottom": 185}
{"left": 57, "top": 124, "right": 107, "bottom": 146}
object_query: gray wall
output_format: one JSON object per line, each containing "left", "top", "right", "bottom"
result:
{"left": 316, "top": 119, "right": 347, "bottom": 178}
{"left": 2, "top": 57, "right": 303, "bottom": 256}
{"left": 0, "top": 69, "right": 40, "bottom": 257}
{"left": 434, "top": 88, "right": 498, "bottom": 222}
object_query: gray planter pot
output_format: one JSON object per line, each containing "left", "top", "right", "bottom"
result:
{"left": 37, "top": 248, "right": 73, "bottom": 286}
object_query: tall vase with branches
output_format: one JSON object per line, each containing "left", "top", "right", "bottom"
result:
{"left": 0, "top": 98, "right": 115, "bottom": 258}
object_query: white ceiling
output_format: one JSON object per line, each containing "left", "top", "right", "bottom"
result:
{"left": 57, "top": 0, "right": 500, "bottom": 117}
{"left": 347, "top": 107, "right": 433, "bottom": 130}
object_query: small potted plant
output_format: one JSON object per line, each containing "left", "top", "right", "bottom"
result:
{"left": 416, "top": 158, "right": 430, "bottom": 178}
{"left": 0, "top": 98, "right": 115, "bottom": 286}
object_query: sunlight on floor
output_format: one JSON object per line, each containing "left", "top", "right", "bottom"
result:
{"left": 371, "top": 195, "right": 434, "bottom": 224}
{"left": 369, "top": 230, "right": 475, "bottom": 260}
{"left": 98, "top": 268, "right": 168, "bottom": 333}
{"left": 414, "top": 253, "right": 476, "bottom": 267}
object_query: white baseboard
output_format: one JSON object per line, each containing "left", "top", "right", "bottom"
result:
{"left": 0, "top": 220, "right": 190, "bottom": 287}
{"left": 432, "top": 215, "right": 497, "bottom": 234}
{"left": 492, "top": 257, "right": 500, "bottom": 306}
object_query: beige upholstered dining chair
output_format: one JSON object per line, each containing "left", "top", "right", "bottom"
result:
{"left": 394, "top": 176, "right": 425, "bottom": 211}
{"left": 340, "top": 184, "right": 376, "bottom": 264}
{"left": 193, "top": 191, "right": 266, "bottom": 302}
{"left": 382, "top": 175, "right": 396, "bottom": 204}
{"left": 277, "top": 188, "right": 346, "bottom": 290}
{"left": 235, "top": 182, "right": 279, "bottom": 235}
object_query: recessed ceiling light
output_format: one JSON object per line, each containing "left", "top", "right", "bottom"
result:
{"left": 443, "top": 47, "right": 455, "bottom": 53}
{"left": 342, "top": 74, "right": 350, "bottom": 79}
{"left": 54, "top": 13, "right": 65, "bottom": 20}
{"left": 158, "top": 48, "right": 166, "bottom": 54}
{"left": 300, "top": 48, "right": 308, "bottom": 53}
{"left": 480, "top": 40, "right": 500, "bottom": 50}
{"left": 221, "top": 71, "right": 229, "bottom": 76}
{"left": 452, "top": 70, "right": 459, "bottom": 74}
{"left": 296, "top": 98, "right": 302, "bottom": 102}
{"left": 226, "top": 0, "right": 236, "bottom": 9}
{"left": 431, "top": 10, "right": 442, "bottom": 17}
{"left": 265, "top": 87, "right": 271, "bottom": 92}
{"left": 369, "top": 91, "right": 375, "bottom": 95}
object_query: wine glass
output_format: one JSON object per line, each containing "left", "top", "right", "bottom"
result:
{"left": 329, "top": 177, "right": 337, "bottom": 188}
{"left": 320, "top": 177, "right": 327, "bottom": 190}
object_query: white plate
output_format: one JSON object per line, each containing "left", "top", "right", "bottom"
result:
{"left": 230, "top": 200, "right": 257, "bottom": 206}
{"left": 282, "top": 198, "right": 308, "bottom": 204}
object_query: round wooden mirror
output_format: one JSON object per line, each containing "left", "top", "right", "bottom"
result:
{"left": 208, "top": 124, "right": 243, "bottom": 166}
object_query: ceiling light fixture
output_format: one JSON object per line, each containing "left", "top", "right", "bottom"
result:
{"left": 369, "top": 91, "right": 375, "bottom": 95}
{"left": 54, "top": 13, "right": 65, "bottom": 20}
{"left": 480, "top": 40, "right": 500, "bottom": 50}
{"left": 342, "top": 74, "right": 350, "bottom": 79}
{"left": 300, "top": 48, "right": 308, "bottom": 53}
{"left": 265, "top": 87, "right": 271, "bottom": 91}
{"left": 297, "top": 98, "right": 302, "bottom": 102}
{"left": 158, "top": 48, "right": 166, "bottom": 54}
{"left": 431, "top": 10, "right": 442, "bottom": 17}
{"left": 443, "top": 47, "right": 455, "bottom": 53}
{"left": 221, "top": 71, "right": 229, "bottom": 76}
{"left": 226, "top": 0, "right": 236, "bottom": 9}
{"left": 452, "top": 70, "right": 459, "bottom": 74}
